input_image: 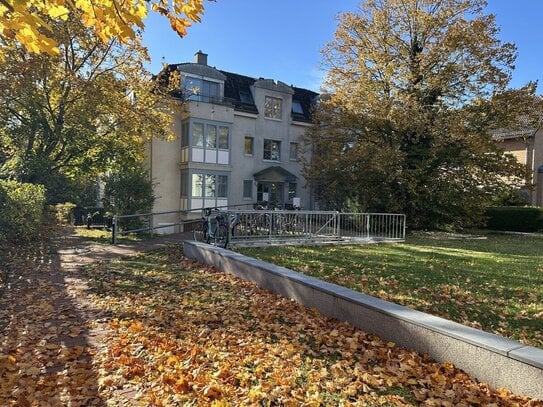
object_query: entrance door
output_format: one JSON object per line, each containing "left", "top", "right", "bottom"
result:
{"left": 257, "top": 182, "right": 284, "bottom": 208}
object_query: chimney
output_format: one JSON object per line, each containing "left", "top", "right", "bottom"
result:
{"left": 194, "top": 50, "right": 208, "bottom": 65}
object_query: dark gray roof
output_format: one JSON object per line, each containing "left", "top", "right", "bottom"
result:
{"left": 220, "top": 70, "right": 259, "bottom": 115}
{"left": 219, "top": 70, "right": 318, "bottom": 122}
{"left": 159, "top": 63, "right": 318, "bottom": 122}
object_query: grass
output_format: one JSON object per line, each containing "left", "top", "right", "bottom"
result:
{"left": 74, "top": 226, "right": 150, "bottom": 244}
{"left": 237, "top": 231, "right": 543, "bottom": 348}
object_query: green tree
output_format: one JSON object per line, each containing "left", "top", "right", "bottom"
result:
{"left": 305, "top": 0, "right": 535, "bottom": 229}
{"left": 102, "top": 168, "right": 155, "bottom": 216}
{"left": 0, "top": 16, "right": 180, "bottom": 203}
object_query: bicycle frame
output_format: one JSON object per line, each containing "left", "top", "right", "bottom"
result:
{"left": 201, "top": 208, "right": 230, "bottom": 247}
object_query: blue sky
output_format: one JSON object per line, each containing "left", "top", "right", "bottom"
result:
{"left": 142, "top": 0, "right": 543, "bottom": 93}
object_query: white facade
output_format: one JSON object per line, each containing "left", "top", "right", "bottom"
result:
{"left": 148, "top": 52, "right": 318, "bottom": 216}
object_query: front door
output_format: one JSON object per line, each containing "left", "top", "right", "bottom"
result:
{"left": 257, "top": 182, "right": 284, "bottom": 208}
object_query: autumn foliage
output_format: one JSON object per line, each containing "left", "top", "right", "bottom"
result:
{"left": 0, "top": 0, "right": 206, "bottom": 57}
{"left": 305, "top": 0, "right": 534, "bottom": 229}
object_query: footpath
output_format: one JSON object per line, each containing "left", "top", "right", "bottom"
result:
{"left": 0, "top": 227, "right": 189, "bottom": 406}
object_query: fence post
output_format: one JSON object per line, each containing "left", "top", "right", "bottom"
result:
{"left": 337, "top": 212, "right": 341, "bottom": 240}
{"left": 366, "top": 214, "right": 370, "bottom": 239}
{"left": 149, "top": 214, "right": 154, "bottom": 238}
{"left": 402, "top": 214, "right": 406, "bottom": 240}
{"left": 112, "top": 215, "right": 118, "bottom": 245}
{"left": 268, "top": 213, "right": 272, "bottom": 245}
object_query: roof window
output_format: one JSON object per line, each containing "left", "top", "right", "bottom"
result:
{"left": 292, "top": 100, "right": 304, "bottom": 114}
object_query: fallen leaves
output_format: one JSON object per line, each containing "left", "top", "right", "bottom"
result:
{"left": 1, "top": 231, "right": 542, "bottom": 406}
{"left": 83, "top": 247, "right": 541, "bottom": 406}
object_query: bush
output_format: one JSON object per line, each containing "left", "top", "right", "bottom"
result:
{"left": 52, "top": 202, "right": 77, "bottom": 225}
{"left": 0, "top": 180, "right": 46, "bottom": 241}
{"left": 485, "top": 206, "right": 543, "bottom": 233}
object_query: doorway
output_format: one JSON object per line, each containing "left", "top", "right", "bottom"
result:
{"left": 257, "top": 182, "right": 284, "bottom": 208}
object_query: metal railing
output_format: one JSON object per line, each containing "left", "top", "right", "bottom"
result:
{"left": 218, "top": 210, "right": 406, "bottom": 247}
{"left": 111, "top": 203, "right": 257, "bottom": 244}
{"left": 111, "top": 206, "right": 406, "bottom": 247}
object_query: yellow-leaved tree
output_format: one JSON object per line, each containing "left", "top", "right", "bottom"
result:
{"left": 0, "top": 0, "right": 206, "bottom": 57}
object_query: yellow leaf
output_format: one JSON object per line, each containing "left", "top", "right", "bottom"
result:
{"left": 47, "top": 4, "right": 70, "bottom": 20}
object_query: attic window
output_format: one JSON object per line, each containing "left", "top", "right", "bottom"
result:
{"left": 292, "top": 100, "right": 304, "bottom": 114}
{"left": 239, "top": 90, "right": 252, "bottom": 104}
{"left": 185, "top": 77, "right": 219, "bottom": 102}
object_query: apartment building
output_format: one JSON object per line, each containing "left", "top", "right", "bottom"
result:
{"left": 494, "top": 125, "right": 543, "bottom": 206}
{"left": 147, "top": 51, "right": 318, "bottom": 216}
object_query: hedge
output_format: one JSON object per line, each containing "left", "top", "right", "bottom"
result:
{"left": 485, "top": 206, "right": 543, "bottom": 233}
{"left": 0, "top": 180, "right": 46, "bottom": 242}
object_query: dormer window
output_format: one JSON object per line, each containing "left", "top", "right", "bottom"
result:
{"left": 239, "top": 90, "right": 253, "bottom": 104}
{"left": 292, "top": 100, "right": 304, "bottom": 114}
{"left": 264, "top": 96, "right": 282, "bottom": 119}
{"left": 185, "top": 77, "right": 220, "bottom": 102}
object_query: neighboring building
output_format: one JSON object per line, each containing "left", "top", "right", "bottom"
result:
{"left": 147, "top": 51, "right": 318, "bottom": 218}
{"left": 493, "top": 124, "right": 543, "bottom": 206}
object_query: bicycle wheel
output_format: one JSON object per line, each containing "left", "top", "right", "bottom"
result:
{"left": 214, "top": 223, "right": 229, "bottom": 248}
{"left": 193, "top": 221, "right": 209, "bottom": 243}
{"left": 201, "top": 221, "right": 211, "bottom": 243}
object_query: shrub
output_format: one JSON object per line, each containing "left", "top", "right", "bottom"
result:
{"left": 52, "top": 202, "right": 77, "bottom": 225}
{"left": 485, "top": 206, "right": 543, "bottom": 233}
{"left": 0, "top": 180, "right": 46, "bottom": 241}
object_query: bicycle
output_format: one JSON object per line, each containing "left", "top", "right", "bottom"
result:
{"left": 201, "top": 208, "right": 229, "bottom": 247}
{"left": 201, "top": 208, "right": 240, "bottom": 248}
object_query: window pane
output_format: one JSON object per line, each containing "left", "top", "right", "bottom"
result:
{"left": 219, "top": 127, "right": 229, "bottom": 149}
{"left": 192, "top": 174, "right": 203, "bottom": 197}
{"left": 193, "top": 123, "right": 204, "bottom": 147}
{"left": 243, "top": 180, "right": 253, "bottom": 198}
{"left": 264, "top": 97, "right": 273, "bottom": 118}
{"left": 217, "top": 175, "right": 228, "bottom": 198}
{"left": 264, "top": 96, "right": 282, "bottom": 119}
{"left": 205, "top": 174, "right": 216, "bottom": 197}
{"left": 292, "top": 100, "right": 303, "bottom": 114}
{"left": 264, "top": 139, "right": 280, "bottom": 161}
{"left": 239, "top": 90, "right": 252, "bottom": 104}
{"left": 244, "top": 137, "right": 253, "bottom": 155}
{"left": 290, "top": 142, "right": 298, "bottom": 160}
{"left": 263, "top": 140, "right": 270, "bottom": 160}
{"left": 185, "top": 77, "right": 202, "bottom": 100}
{"left": 273, "top": 98, "right": 282, "bottom": 119}
{"left": 208, "top": 82, "right": 219, "bottom": 98}
{"left": 180, "top": 173, "right": 188, "bottom": 197}
{"left": 206, "top": 125, "right": 217, "bottom": 148}
{"left": 271, "top": 141, "right": 280, "bottom": 160}
{"left": 288, "top": 183, "right": 297, "bottom": 200}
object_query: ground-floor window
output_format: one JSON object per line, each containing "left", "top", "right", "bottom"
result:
{"left": 192, "top": 174, "right": 228, "bottom": 198}
{"left": 243, "top": 180, "right": 253, "bottom": 199}
{"left": 189, "top": 172, "right": 229, "bottom": 209}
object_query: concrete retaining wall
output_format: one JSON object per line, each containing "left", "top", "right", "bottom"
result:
{"left": 183, "top": 240, "right": 543, "bottom": 399}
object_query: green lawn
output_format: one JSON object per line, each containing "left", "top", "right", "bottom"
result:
{"left": 237, "top": 232, "right": 543, "bottom": 349}
{"left": 74, "top": 227, "right": 148, "bottom": 243}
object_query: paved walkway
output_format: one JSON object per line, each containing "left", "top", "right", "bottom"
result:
{"left": 0, "top": 227, "right": 192, "bottom": 405}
